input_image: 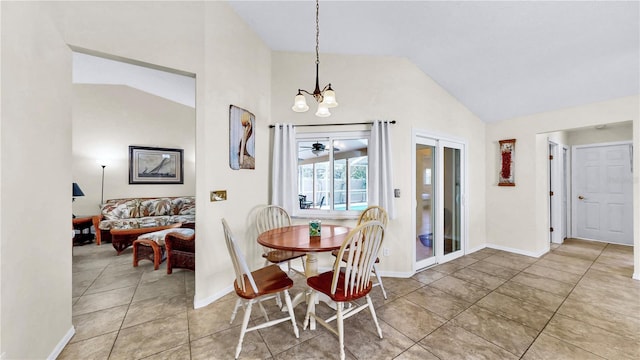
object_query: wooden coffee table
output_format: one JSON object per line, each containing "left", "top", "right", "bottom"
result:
{"left": 110, "top": 223, "right": 182, "bottom": 255}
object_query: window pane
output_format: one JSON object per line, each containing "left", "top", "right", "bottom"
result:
{"left": 297, "top": 135, "right": 368, "bottom": 213}
{"left": 349, "top": 156, "right": 368, "bottom": 210}
{"left": 314, "top": 161, "right": 329, "bottom": 209}
{"left": 333, "top": 139, "right": 368, "bottom": 211}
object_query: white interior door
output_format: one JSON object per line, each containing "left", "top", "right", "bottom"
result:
{"left": 573, "top": 143, "right": 633, "bottom": 244}
{"left": 561, "top": 146, "right": 569, "bottom": 241}
{"left": 549, "top": 141, "right": 565, "bottom": 244}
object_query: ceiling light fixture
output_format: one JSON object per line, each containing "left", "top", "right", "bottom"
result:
{"left": 291, "top": 0, "right": 338, "bottom": 117}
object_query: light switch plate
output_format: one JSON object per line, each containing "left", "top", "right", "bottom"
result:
{"left": 210, "top": 190, "right": 227, "bottom": 201}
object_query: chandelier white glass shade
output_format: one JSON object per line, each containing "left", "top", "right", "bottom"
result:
{"left": 291, "top": 0, "right": 338, "bottom": 117}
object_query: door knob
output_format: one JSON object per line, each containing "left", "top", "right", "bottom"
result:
{"left": 578, "top": 195, "right": 585, "bottom": 200}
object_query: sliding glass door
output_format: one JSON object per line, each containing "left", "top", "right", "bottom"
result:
{"left": 415, "top": 140, "right": 436, "bottom": 269}
{"left": 442, "top": 141, "right": 462, "bottom": 258}
{"left": 414, "top": 134, "right": 465, "bottom": 270}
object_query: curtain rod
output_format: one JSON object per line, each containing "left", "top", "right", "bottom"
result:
{"left": 269, "top": 120, "right": 396, "bottom": 128}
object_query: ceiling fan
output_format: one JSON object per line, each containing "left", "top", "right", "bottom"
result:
{"left": 300, "top": 142, "right": 340, "bottom": 156}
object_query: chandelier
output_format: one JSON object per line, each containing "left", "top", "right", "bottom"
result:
{"left": 291, "top": 0, "right": 338, "bottom": 117}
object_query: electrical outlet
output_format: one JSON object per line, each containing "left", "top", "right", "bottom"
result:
{"left": 383, "top": 247, "right": 390, "bottom": 256}
{"left": 210, "top": 190, "right": 227, "bottom": 202}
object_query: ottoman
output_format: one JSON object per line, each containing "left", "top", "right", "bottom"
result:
{"left": 133, "top": 228, "right": 195, "bottom": 270}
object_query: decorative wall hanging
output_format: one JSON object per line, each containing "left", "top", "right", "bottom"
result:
{"left": 129, "top": 146, "right": 184, "bottom": 184}
{"left": 498, "top": 139, "right": 516, "bottom": 186}
{"left": 229, "top": 105, "right": 255, "bottom": 170}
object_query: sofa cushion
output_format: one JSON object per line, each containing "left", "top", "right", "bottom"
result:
{"left": 140, "top": 198, "right": 172, "bottom": 217}
{"left": 169, "top": 215, "right": 196, "bottom": 224}
{"left": 171, "top": 197, "right": 196, "bottom": 216}
{"left": 137, "top": 228, "right": 195, "bottom": 246}
{"left": 99, "top": 216, "right": 173, "bottom": 230}
{"left": 102, "top": 199, "right": 140, "bottom": 220}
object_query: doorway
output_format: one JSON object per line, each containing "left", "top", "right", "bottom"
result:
{"left": 548, "top": 141, "right": 568, "bottom": 244}
{"left": 414, "top": 132, "right": 466, "bottom": 270}
{"left": 573, "top": 142, "right": 633, "bottom": 244}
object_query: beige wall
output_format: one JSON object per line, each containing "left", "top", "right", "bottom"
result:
{"left": 271, "top": 52, "right": 487, "bottom": 275}
{"left": 486, "top": 96, "right": 639, "bottom": 270}
{"left": 2, "top": 1, "right": 637, "bottom": 357}
{"left": 72, "top": 84, "right": 196, "bottom": 216}
{"left": 1, "top": 1, "right": 271, "bottom": 357}
{"left": 1, "top": 2, "right": 74, "bottom": 358}
{"left": 566, "top": 121, "right": 633, "bottom": 145}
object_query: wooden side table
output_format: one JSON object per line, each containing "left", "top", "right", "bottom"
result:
{"left": 72, "top": 216, "right": 95, "bottom": 245}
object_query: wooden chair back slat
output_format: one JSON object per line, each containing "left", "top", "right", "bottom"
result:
{"left": 222, "top": 219, "right": 258, "bottom": 294}
{"left": 330, "top": 221, "right": 385, "bottom": 297}
{"left": 256, "top": 205, "right": 291, "bottom": 234}
{"left": 357, "top": 205, "right": 388, "bottom": 227}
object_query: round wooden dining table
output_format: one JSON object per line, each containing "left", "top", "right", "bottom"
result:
{"left": 257, "top": 223, "right": 352, "bottom": 329}
{"left": 257, "top": 224, "right": 351, "bottom": 278}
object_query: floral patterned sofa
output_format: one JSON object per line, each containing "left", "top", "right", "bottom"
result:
{"left": 94, "top": 196, "right": 195, "bottom": 246}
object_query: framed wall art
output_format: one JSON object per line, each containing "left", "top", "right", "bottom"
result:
{"left": 498, "top": 139, "right": 516, "bottom": 186}
{"left": 229, "top": 105, "right": 255, "bottom": 170}
{"left": 129, "top": 146, "right": 184, "bottom": 184}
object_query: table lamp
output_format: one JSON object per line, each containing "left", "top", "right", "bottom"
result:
{"left": 72, "top": 182, "right": 84, "bottom": 218}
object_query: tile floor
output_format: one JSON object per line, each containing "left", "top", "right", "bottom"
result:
{"left": 61, "top": 238, "right": 639, "bottom": 359}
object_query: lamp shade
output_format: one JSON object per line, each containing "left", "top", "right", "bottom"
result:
{"left": 315, "top": 102, "right": 331, "bottom": 117}
{"left": 292, "top": 94, "right": 309, "bottom": 112}
{"left": 72, "top": 182, "right": 85, "bottom": 197}
{"left": 321, "top": 89, "right": 338, "bottom": 108}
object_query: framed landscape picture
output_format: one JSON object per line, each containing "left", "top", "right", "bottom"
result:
{"left": 129, "top": 146, "right": 184, "bottom": 184}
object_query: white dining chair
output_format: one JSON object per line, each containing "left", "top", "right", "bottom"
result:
{"left": 222, "top": 218, "right": 299, "bottom": 359}
{"left": 303, "top": 220, "right": 386, "bottom": 360}
{"left": 256, "top": 205, "right": 306, "bottom": 274}
{"left": 332, "top": 205, "right": 389, "bottom": 299}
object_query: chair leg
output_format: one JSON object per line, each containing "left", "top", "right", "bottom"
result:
{"left": 337, "top": 302, "right": 345, "bottom": 360}
{"left": 230, "top": 298, "right": 242, "bottom": 324}
{"left": 283, "top": 290, "right": 299, "bottom": 338}
{"left": 235, "top": 300, "right": 253, "bottom": 359}
{"left": 303, "top": 291, "right": 317, "bottom": 330}
{"left": 299, "top": 256, "right": 306, "bottom": 271}
{"left": 372, "top": 264, "right": 387, "bottom": 299}
{"left": 258, "top": 300, "right": 270, "bottom": 322}
{"left": 366, "top": 295, "right": 383, "bottom": 338}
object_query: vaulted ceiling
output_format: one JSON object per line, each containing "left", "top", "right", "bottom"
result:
{"left": 229, "top": 1, "right": 639, "bottom": 123}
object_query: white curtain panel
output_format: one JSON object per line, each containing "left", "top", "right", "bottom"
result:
{"left": 369, "top": 120, "right": 396, "bottom": 219}
{"left": 271, "top": 123, "right": 298, "bottom": 213}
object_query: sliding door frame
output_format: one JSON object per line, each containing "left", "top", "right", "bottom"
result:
{"left": 412, "top": 129, "right": 468, "bottom": 273}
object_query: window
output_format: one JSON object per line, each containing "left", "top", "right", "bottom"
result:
{"left": 296, "top": 131, "right": 369, "bottom": 218}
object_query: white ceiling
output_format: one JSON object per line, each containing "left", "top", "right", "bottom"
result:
{"left": 229, "top": 1, "right": 639, "bottom": 123}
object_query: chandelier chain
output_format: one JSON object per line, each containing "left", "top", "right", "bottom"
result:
{"left": 315, "top": 0, "right": 320, "bottom": 65}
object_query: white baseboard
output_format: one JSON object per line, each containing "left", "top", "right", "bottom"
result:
{"left": 466, "top": 244, "right": 487, "bottom": 255}
{"left": 48, "top": 326, "right": 75, "bottom": 360}
{"left": 633, "top": 272, "right": 640, "bottom": 281}
{"left": 376, "top": 269, "right": 414, "bottom": 278}
{"left": 486, "top": 243, "right": 549, "bottom": 258}
{"left": 193, "top": 284, "right": 233, "bottom": 309}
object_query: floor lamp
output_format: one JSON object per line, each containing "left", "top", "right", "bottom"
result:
{"left": 100, "top": 164, "right": 106, "bottom": 205}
